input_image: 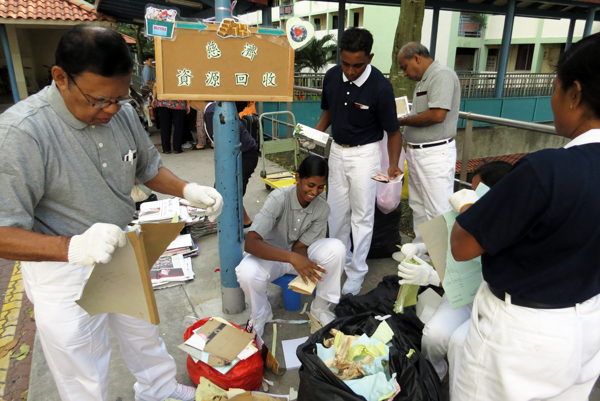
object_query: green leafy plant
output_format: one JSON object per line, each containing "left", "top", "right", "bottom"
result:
{"left": 118, "top": 23, "right": 155, "bottom": 64}
{"left": 294, "top": 34, "right": 337, "bottom": 74}
{"left": 467, "top": 13, "right": 487, "bottom": 28}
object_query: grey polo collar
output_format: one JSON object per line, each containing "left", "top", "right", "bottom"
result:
{"left": 420, "top": 60, "right": 440, "bottom": 84}
{"left": 47, "top": 81, "right": 89, "bottom": 130}
{"left": 289, "top": 184, "right": 315, "bottom": 213}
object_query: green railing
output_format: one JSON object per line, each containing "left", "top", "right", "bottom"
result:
{"left": 293, "top": 72, "right": 556, "bottom": 99}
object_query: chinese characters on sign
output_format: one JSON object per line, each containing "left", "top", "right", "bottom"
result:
{"left": 206, "top": 41, "right": 221, "bottom": 59}
{"left": 206, "top": 71, "right": 221, "bottom": 87}
{"left": 241, "top": 43, "right": 258, "bottom": 61}
{"left": 262, "top": 72, "right": 277, "bottom": 87}
{"left": 176, "top": 68, "right": 193, "bottom": 86}
{"left": 235, "top": 73, "right": 249, "bottom": 86}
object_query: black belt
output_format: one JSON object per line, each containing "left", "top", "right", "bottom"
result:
{"left": 488, "top": 286, "right": 575, "bottom": 309}
{"left": 333, "top": 140, "right": 365, "bottom": 148}
{"left": 408, "top": 138, "right": 453, "bottom": 149}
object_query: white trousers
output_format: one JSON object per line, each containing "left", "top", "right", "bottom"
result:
{"left": 452, "top": 282, "right": 600, "bottom": 401}
{"left": 327, "top": 141, "right": 381, "bottom": 279}
{"left": 407, "top": 140, "right": 456, "bottom": 246}
{"left": 448, "top": 320, "right": 469, "bottom": 397}
{"left": 421, "top": 294, "right": 472, "bottom": 380}
{"left": 21, "top": 261, "right": 178, "bottom": 401}
{"left": 236, "top": 238, "right": 345, "bottom": 321}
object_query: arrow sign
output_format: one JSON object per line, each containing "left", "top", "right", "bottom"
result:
{"left": 176, "top": 21, "right": 208, "bottom": 31}
{"left": 257, "top": 27, "right": 285, "bottom": 37}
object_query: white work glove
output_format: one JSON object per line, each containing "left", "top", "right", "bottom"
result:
{"left": 183, "top": 183, "right": 224, "bottom": 222}
{"left": 68, "top": 223, "right": 127, "bottom": 266}
{"left": 449, "top": 189, "right": 479, "bottom": 213}
{"left": 400, "top": 243, "right": 424, "bottom": 260}
{"left": 398, "top": 256, "right": 440, "bottom": 286}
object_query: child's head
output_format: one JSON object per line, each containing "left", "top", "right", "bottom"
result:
{"left": 472, "top": 161, "right": 512, "bottom": 190}
{"left": 295, "top": 156, "right": 328, "bottom": 207}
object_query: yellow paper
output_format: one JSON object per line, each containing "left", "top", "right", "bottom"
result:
{"left": 197, "top": 377, "right": 226, "bottom": 401}
{"left": 402, "top": 284, "right": 419, "bottom": 308}
{"left": 372, "top": 321, "right": 394, "bottom": 344}
{"left": 345, "top": 341, "right": 387, "bottom": 362}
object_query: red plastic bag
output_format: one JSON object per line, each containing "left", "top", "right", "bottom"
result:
{"left": 184, "top": 317, "right": 264, "bottom": 391}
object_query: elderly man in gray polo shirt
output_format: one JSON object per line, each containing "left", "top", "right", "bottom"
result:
{"left": 0, "top": 26, "right": 223, "bottom": 401}
{"left": 236, "top": 156, "right": 345, "bottom": 337}
{"left": 396, "top": 42, "right": 460, "bottom": 265}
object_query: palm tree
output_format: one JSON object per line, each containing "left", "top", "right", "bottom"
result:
{"left": 294, "top": 34, "right": 337, "bottom": 75}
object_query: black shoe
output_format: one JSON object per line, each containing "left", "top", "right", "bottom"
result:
{"left": 162, "top": 150, "right": 171, "bottom": 154}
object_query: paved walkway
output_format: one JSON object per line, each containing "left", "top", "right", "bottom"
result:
{"left": 0, "top": 259, "right": 35, "bottom": 401}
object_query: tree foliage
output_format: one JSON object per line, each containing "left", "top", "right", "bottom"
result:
{"left": 294, "top": 34, "right": 337, "bottom": 74}
{"left": 467, "top": 13, "right": 488, "bottom": 28}
{"left": 117, "top": 23, "right": 155, "bottom": 65}
{"left": 389, "top": 0, "right": 425, "bottom": 100}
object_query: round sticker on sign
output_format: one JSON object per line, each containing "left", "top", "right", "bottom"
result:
{"left": 286, "top": 17, "right": 315, "bottom": 50}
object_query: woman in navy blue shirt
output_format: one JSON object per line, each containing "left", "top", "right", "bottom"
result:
{"left": 449, "top": 33, "right": 600, "bottom": 401}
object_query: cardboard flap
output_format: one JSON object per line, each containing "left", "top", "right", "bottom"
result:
{"left": 196, "top": 319, "right": 254, "bottom": 362}
{"left": 418, "top": 216, "right": 448, "bottom": 282}
{"left": 142, "top": 222, "right": 185, "bottom": 267}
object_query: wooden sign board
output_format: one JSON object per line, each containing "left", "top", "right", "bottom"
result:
{"left": 155, "top": 26, "right": 294, "bottom": 102}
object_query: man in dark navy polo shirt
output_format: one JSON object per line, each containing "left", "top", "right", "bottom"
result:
{"left": 315, "top": 27, "right": 402, "bottom": 295}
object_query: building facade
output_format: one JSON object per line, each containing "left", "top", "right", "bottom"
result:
{"left": 241, "top": 1, "right": 600, "bottom": 75}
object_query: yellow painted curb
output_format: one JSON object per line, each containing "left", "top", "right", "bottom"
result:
{"left": 0, "top": 261, "right": 24, "bottom": 397}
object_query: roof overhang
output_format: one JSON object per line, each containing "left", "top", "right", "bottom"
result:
{"left": 94, "top": 0, "right": 600, "bottom": 24}
{"left": 319, "top": 0, "right": 600, "bottom": 21}
{"left": 0, "top": 17, "right": 116, "bottom": 27}
{"left": 97, "top": 0, "right": 270, "bottom": 23}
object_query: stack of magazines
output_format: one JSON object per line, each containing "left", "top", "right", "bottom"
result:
{"left": 150, "top": 234, "right": 197, "bottom": 289}
{"left": 138, "top": 199, "right": 180, "bottom": 223}
{"left": 163, "top": 234, "right": 198, "bottom": 258}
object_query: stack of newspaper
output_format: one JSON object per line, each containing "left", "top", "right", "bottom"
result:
{"left": 135, "top": 198, "right": 214, "bottom": 226}
{"left": 150, "top": 234, "right": 197, "bottom": 289}
{"left": 138, "top": 199, "right": 180, "bottom": 223}
{"left": 163, "top": 234, "right": 198, "bottom": 258}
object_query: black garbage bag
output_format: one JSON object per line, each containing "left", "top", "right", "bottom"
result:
{"left": 368, "top": 203, "right": 401, "bottom": 259}
{"left": 335, "top": 275, "right": 424, "bottom": 348}
{"left": 297, "top": 312, "right": 445, "bottom": 401}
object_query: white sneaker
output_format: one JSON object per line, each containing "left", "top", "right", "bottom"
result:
{"left": 246, "top": 310, "right": 273, "bottom": 337}
{"left": 182, "top": 142, "right": 193, "bottom": 149}
{"left": 168, "top": 383, "right": 196, "bottom": 401}
{"left": 342, "top": 278, "right": 363, "bottom": 296}
{"left": 310, "top": 301, "right": 336, "bottom": 327}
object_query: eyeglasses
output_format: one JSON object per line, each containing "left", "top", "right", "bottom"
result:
{"left": 66, "top": 72, "right": 132, "bottom": 109}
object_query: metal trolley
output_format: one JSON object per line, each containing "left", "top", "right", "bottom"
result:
{"left": 258, "top": 111, "right": 299, "bottom": 190}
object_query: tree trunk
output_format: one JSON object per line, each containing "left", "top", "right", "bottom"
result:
{"left": 135, "top": 25, "right": 145, "bottom": 67}
{"left": 389, "top": 0, "right": 425, "bottom": 99}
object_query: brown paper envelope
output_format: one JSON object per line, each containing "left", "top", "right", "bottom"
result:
{"left": 142, "top": 222, "right": 185, "bottom": 268}
{"left": 76, "top": 222, "right": 185, "bottom": 325}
